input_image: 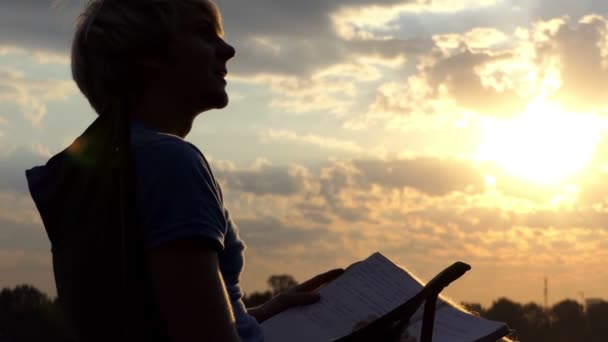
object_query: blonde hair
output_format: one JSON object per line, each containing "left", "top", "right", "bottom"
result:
{"left": 71, "top": 0, "right": 223, "bottom": 117}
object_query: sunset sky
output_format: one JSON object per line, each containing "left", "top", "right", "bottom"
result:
{"left": 2, "top": 0, "right": 608, "bottom": 308}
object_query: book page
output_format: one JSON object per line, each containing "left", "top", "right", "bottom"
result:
{"left": 406, "top": 306, "right": 509, "bottom": 342}
{"left": 261, "top": 252, "right": 425, "bottom": 342}
{"left": 260, "top": 252, "right": 508, "bottom": 342}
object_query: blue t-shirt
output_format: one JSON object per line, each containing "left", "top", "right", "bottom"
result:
{"left": 130, "top": 118, "right": 264, "bottom": 342}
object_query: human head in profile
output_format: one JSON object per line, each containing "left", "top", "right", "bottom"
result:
{"left": 26, "top": 1, "right": 345, "bottom": 341}
{"left": 72, "top": 0, "right": 236, "bottom": 138}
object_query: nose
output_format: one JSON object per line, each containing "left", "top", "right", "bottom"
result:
{"left": 218, "top": 40, "right": 236, "bottom": 61}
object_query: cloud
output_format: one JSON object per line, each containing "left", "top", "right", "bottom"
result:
{"left": 352, "top": 157, "right": 485, "bottom": 196}
{"left": 0, "top": 145, "right": 48, "bottom": 194}
{"left": 0, "top": 191, "right": 51, "bottom": 292}
{"left": 0, "top": 44, "right": 69, "bottom": 64}
{"left": 332, "top": 0, "right": 503, "bottom": 40}
{"left": 0, "top": 0, "right": 80, "bottom": 52}
{"left": 213, "top": 156, "right": 487, "bottom": 228}
{"left": 212, "top": 154, "right": 608, "bottom": 239}
{"left": 0, "top": 0, "right": 488, "bottom": 79}
{"left": 218, "top": 0, "right": 499, "bottom": 78}
{"left": 0, "top": 115, "right": 7, "bottom": 138}
{"left": 351, "top": 13, "right": 608, "bottom": 132}
{"left": 0, "top": 248, "right": 50, "bottom": 270}
{"left": 236, "top": 180, "right": 608, "bottom": 302}
{"left": 0, "top": 66, "right": 75, "bottom": 125}
{"left": 535, "top": 15, "right": 608, "bottom": 112}
{"left": 233, "top": 54, "right": 405, "bottom": 115}
{"left": 237, "top": 216, "right": 329, "bottom": 253}
{"left": 220, "top": 161, "right": 305, "bottom": 196}
{"left": 260, "top": 129, "right": 366, "bottom": 154}
{"left": 5, "top": 149, "right": 608, "bottom": 302}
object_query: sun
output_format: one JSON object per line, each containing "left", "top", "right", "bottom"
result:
{"left": 476, "top": 99, "right": 607, "bottom": 184}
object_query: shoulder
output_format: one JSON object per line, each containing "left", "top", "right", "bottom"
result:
{"left": 132, "top": 135, "right": 223, "bottom": 205}
{"left": 132, "top": 137, "right": 227, "bottom": 250}
{"left": 134, "top": 135, "right": 212, "bottom": 175}
{"left": 131, "top": 122, "right": 209, "bottom": 165}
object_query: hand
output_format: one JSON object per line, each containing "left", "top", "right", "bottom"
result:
{"left": 352, "top": 316, "right": 417, "bottom": 342}
{"left": 249, "top": 268, "right": 344, "bottom": 323}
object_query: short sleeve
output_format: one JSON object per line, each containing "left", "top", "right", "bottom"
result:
{"left": 133, "top": 138, "right": 227, "bottom": 251}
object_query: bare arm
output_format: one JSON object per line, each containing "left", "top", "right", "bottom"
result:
{"left": 147, "top": 238, "right": 241, "bottom": 342}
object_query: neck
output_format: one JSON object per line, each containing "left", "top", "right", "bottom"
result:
{"left": 131, "top": 111, "right": 194, "bottom": 139}
{"left": 130, "top": 90, "right": 199, "bottom": 139}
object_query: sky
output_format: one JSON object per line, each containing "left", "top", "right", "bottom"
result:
{"left": 2, "top": 0, "right": 608, "bottom": 308}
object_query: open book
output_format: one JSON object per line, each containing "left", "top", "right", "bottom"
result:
{"left": 261, "top": 252, "right": 510, "bottom": 342}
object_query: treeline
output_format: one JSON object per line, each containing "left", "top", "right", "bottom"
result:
{"left": 0, "top": 285, "right": 70, "bottom": 342}
{"left": 1, "top": 276, "right": 607, "bottom": 342}
{"left": 461, "top": 298, "right": 608, "bottom": 342}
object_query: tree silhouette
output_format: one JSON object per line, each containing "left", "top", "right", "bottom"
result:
{"left": 484, "top": 297, "right": 525, "bottom": 340}
{"left": 550, "top": 299, "right": 589, "bottom": 341}
{"left": 587, "top": 302, "right": 608, "bottom": 342}
{"left": 242, "top": 274, "right": 299, "bottom": 308}
{"left": 0, "top": 285, "right": 71, "bottom": 342}
{"left": 520, "top": 302, "right": 550, "bottom": 341}
{"left": 267, "top": 274, "right": 298, "bottom": 295}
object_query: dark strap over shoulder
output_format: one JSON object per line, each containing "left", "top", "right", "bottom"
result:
{"left": 27, "top": 115, "right": 169, "bottom": 342}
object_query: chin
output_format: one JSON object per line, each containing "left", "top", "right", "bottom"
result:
{"left": 199, "top": 91, "right": 229, "bottom": 111}
{"left": 214, "top": 92, "right": 230, "bottom": 109}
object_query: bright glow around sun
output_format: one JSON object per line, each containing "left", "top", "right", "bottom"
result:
{"left": 477, "top": 99, "right": 607, "bottom": 184}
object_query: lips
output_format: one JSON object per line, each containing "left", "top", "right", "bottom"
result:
{"left": 216, "top": 69, "right": 228, "bottom": 78}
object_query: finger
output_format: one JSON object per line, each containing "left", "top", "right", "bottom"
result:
{"left": 293, "top": 268, "right": 344, "bottom": 292}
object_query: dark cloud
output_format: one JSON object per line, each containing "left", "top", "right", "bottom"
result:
{"left": 217, "top": 0, "right": 429, "bottom": 76}
{"left": 218, "top": 157, "right": 485, "bottom": 224}
{"left": 220, "top": 157, "right": 486, "bottom": 199}
{"left": 317, "top": 157, "right": 486, "bottom": 221}
{"left": 218, "top": 0, "right": 411, "bottom": 38}
{"left": 218, "top": 165, "right": 303, "bottom": 196}
{"left": 0, "top": 0, "right": 428, "bottom": 77}
{"left": 0, "top": 0, "right": 80, "bottom": 51}
{"left": 425, "top": 48, "right": 528, "bottom": 117}
{"left": 236, "top": 215, "right": 328, "bottom": 251}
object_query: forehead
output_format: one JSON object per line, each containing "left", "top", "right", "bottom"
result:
{"left": 179, "top": 0, "right": 224, "bottom": 35}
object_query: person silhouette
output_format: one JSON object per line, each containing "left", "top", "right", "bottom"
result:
{"left": 26, "top": 1, "right": 343, "bottom": 341}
